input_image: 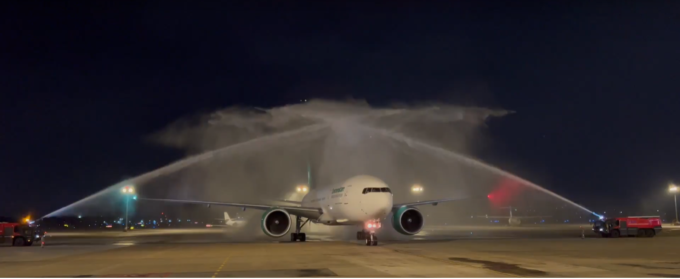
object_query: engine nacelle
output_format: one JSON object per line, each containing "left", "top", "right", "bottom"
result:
{"left": 392, "top": 207, "right": 424, "bottom": 235}
{"left": 508, "top": 217, "right": 522, "bottom": 226}
{"left": 261, "top": 208, "right": 291, "bottom": 237}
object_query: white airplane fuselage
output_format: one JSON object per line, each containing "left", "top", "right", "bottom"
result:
{"left": 300, "top": 175, "right": 393, "bottom": 226}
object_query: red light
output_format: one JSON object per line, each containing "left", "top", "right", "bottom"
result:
{"left": 161, "top": 212, "right": 164, "bottom": 215}
{"left": 487, "top": 194, "right": 492, "bottom": 199}
{"left": 365, "top": 221, "right": 381, "bottom": 229}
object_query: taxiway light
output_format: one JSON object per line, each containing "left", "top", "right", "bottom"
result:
{"left": 122, "top": 185, "right": 135, "bottom": 194}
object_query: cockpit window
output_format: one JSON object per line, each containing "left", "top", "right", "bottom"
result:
{"left": 362, "top": 187, "right": 392, "bottom": 194}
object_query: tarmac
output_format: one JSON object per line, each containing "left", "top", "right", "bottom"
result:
{"left": 2, "top": 224, "right": 680, "bottom": 277}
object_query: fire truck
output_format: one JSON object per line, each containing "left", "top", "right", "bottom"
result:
{"left": 592, "top": 216, "right": 662, "bottom": 238}
{"left": 1, "top": 222, "right": 37, "bottom": 246}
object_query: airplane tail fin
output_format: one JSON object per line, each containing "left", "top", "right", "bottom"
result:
{"left": 224, "top": 212, "right": 230, "bottom": 221}
{"left": 500, "top": 206, "right": 513, "bottom": 218}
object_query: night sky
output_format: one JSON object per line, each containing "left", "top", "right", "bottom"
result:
{"left": 2, "top": 1, "right": 680, "bottom": 218}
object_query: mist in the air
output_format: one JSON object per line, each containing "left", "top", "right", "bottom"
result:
{"left": 146, "top": 98, "right": 512, "bottom": 240}
{"left": 47, "top": 98, "right": 594, "bottom": 241}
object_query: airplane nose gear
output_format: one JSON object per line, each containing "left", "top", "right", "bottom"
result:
{"left": 364, "top": 232, "right": 377, "bottom": 246}
{"left": 358, "top": 220, "right": 380, "bottom": 246}
{"left": 290, "top": 215, "right": 309, "bottom": 242}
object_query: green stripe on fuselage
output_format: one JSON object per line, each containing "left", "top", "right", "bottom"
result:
{"left": 332, "top": 187, "right": 345, "bottom": 194}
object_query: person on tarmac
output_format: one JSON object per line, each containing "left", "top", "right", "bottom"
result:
{"left": 41, "top": 231, "right": 47, "bottom": 248}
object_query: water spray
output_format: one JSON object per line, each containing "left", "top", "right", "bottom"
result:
{"left": 45, "top": 99, "right": 581, "bottom": 225}
{"left": 359, "top": 125, "right": 598, "bottom": 216}
{"left": 592, "top": 212, "right": 605, "bottom": 220}
{"left": 44, "top": 123, "right": 329, "bottom": 217}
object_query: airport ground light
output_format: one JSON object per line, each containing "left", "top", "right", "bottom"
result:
{"left": 122, "top": 185, "right": 135, "bottom": 231}
{"left": 296, "top": 185, "right": 309, "bottom": 193}
{"left": 670, "top": 184, "right": 678, "bottom": 225}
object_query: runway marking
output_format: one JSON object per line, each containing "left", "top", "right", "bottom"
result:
{"left": 212, "top": 255, "right": 231, "bottom": 278}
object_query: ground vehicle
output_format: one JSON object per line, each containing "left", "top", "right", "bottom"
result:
{"left": 0, "top": 222, "right": 37, "bottom": 246}
{"left": 593, "top": 216, "right": 662, "bottom": 238}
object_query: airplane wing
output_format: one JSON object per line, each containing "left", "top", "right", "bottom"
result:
{"left": 141, "top": 198, "right": 323, "bottom": 219}
{"left": 392, "top": 198, "right": 463, "bottom": 209}
{"left": 274, "top": 199, "right": 302, "bottom": 205}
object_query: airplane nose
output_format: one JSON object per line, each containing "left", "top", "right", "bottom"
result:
{"left": 361, "top": 194, "right": 393, "bottom": 218}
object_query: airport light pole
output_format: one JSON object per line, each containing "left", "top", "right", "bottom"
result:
{"left": 296, "top": 185, "right": 308, "bottom": 193}
{"left": 670, "top": 184, "right": 678, "bottom": 225}
{"left": 122, "top": 185, "right": 134, "bottom": 232}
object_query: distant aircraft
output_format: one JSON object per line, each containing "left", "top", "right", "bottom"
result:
{"left": 479, "top": 206, "right": 550, "bottom": 226}
{"left": 143, "top": 163, "right": 465, "bottom": 246}
{"left": 215, "top": 212, "right": 246, "bottom": 227}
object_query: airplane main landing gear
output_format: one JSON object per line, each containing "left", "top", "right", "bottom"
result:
{"left": 291, "top": 232, "right": 306, "bottom": 242}
{"left": 291, "top": 215, "right": 309, "bottom": 242}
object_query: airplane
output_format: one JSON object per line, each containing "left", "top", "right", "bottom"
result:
{"left": 142, "top": 166, "right": 464, "bottom": 246}
{"left": 479, "top": 206, "right": 550, "bottom": 226}
{"left": 214, "top": 212, "right": 247, "bottom": 227}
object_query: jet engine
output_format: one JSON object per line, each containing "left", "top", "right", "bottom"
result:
{"left": 508, "top": 217, "right": 522, "bottom": 226}
{"left": 261, "top": 208, "right": 291, "bottom": 237}
{"left": 392, "top": 207, "right": 424, "bottom": 235}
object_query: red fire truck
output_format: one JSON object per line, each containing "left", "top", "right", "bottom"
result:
{"left": 593, "top": 216, "right": 662, "bottom": 238}
{"left": 0, "top": 222, "right": 37, "bottom": 246}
